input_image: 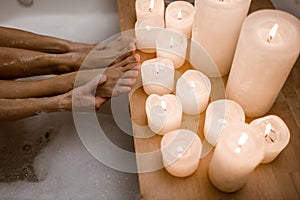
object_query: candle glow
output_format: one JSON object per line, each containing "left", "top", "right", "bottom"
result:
{"left": 264, "top": 122, "right": 276, "bottom": 143}
{"left": 190, "top": 81, "right": 196, "bottom": 89}
{"left": 267, "top": 23, "right": 279, "bottom": 43}
{"left": 177, "top": 9, "right": 183, "bottom": 20}
{"left": 234, "top": 132, "right": 249, "bottom": 154}
{"left": 161, "top": 100, "right": 167, "bottom": 111}
{"left": 149, "top": 0, "right": 155, "bottom": 12}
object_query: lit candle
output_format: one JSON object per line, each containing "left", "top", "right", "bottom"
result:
{"left": 141, "top": 58, "right": 175, "bottom": 95}
{"left": 135, "top": 0, "right": 165, "bottom": 20}
{"left": 250, "top": 115, "right": 290, "bottom": 164}
{"left": 146, "top": 94, "right": 182, "bottom": 135}
{"left": 204, "top": 99, "right": 245, "bottom": 146}
{"left": 176, "top": 70, "right": 211, "bottom": 115}
{"left": 191, "top": 0, "right": 251, "bottom": 76}
{"left": 135, "top": 14, "right": 165, "bottom": 53}
{"left": 226, "top": 10, "right": 300, "bottom": 117}
{"left": 166, "top": 1, "right": 195, "bottom": 37}
{"left": 161, "top": 129, "right": 202, "bottom": 177}
{"left": 156, "top": 29, "right": 187, "bottom": 69}
{"left": 208, "top": 124, "right": 265, "bottom": 192}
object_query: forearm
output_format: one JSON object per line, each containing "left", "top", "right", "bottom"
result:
{"left": 0, "top": 47, "right": 84, "bottom": 79}
{"left": 0, "top": 96, "right": 63, "bottom": 120}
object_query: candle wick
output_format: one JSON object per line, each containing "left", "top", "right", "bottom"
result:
{"left": 267, "top": 36, "right": 272, "bottom": 43}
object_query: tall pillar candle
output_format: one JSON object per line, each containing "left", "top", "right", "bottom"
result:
{"left": 165, "top": 1, "right": 195, "bottom": 37}
{"left": 250, "top": 115, "right": 290, "bottom": 164}
{"left": 208, "top": 124, "right": 265, "bottom": 192}
{"left": 135, "top": 0, "right": 165, "bottom": 20}
{"left": 191, "top": 0, "right": 251, "bottom": 76}
{"left": 226, "top": 10, "right": 300, "bottom": 117}
{"left": 135, "top": 14, "right": 165, "bottom": 53}
{"left": 161, "top": 129, "right": 202, "bottom": 177}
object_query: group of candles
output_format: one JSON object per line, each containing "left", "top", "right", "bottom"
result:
{"left": 134, "top": 0, "right": 299, "bottom": 193}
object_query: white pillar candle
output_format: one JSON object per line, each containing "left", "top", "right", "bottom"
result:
{"left": 161, "top": 129, "right": 202, "bottom": 177}
{"left": 141, "top": 58, "right": 175, "bottom": 95}
{"left": 226, "top": 10, "right": 300, "bottom": 117}
{"left": 208, "top": 124, "right": 265, "bottom": 192}
{"left": 204, "top": 99, "right": 245, "bottom": 146}
{"left": 191, "top": 0, "right": 251, "bottom": 76}
{"left": 176, "top": 70, "right": 211, "bottom": 115}
{"left": 135, "top": 0, "right": 165, "bottom": 20}
{"left": 156, "top": 29, "right": 187, "bottom": 69}
{"left": 250, "top": 115, "right": 290, "bottom": 164}
{"left": 146, "top": 94, "right": 182, "bottom": 135}
{"left": 135, "top": 14, "right": 165, "bottom": 53}
{"left": 165, "top": 1, "right": 195, "bottom": 37}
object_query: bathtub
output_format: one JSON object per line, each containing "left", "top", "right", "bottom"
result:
{"left": 0, "top": 0, "right": 140, "bottom": 199}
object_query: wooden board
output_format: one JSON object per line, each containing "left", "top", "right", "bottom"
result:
{"left": 117, "top": 0, "right": 300, "bottom": 199}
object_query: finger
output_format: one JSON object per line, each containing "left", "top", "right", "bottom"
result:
{"left": 95, "top": 96, "right": 107, "bottom": 109}
{"left": 94, "top": 44, "right": 106, "bottom": 50}
{"left": 112, "top": 86, "right": 132, "bottom": 96}
{"left": 122, "top": 69, "right": 140, "bottom": 78}
{"left": 110, "top": 54, "right": 140, "bottom": 69}
{"left": 122, "top": 63, "right": 141, "bottom": 72}
{"left": 117, "top": 78, "right": 137, "bottom": 87}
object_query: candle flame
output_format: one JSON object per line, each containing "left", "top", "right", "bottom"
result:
{"left": 234, "top": 132, "right": 248, "bottom": 153}
{"left": 161, "top": 100, "right": 167, "bottom": 111}
{"left": 155, "top": 64, "right": 159, "bottom": 75}
{"left": 267, "top": 23, "right": 279, "bottom": 43}
{"left": 149, "top": 0, "right": 155, "bottom": 12}
{"left": 176, "top": 146, "right": 184, "bottom": 158}
{"left": 218, "top": 118, "right": 227, "bottom": 126}
{"left": 264, "top": 122, "right": 276, "bottom": 143}
{"left": 264, "top": 123, "right": 272, "bottom": 137}
{"left": 177, "top": 9, "right": 183, "bottom": 20}
{"left": 190, "top": 81, "right": 196, "bottom": 89}
{"left": 170, "top": 35, "right": 174, "bottom": 48}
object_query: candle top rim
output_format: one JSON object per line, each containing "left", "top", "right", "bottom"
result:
{"left": 161, "top": 129, "right": 202, "bottom": 161}
{"left": 146, "top": 94, "right": 182, "bottom": 116}
{"left": 250, "top": 115, "right": 290, "bottom": 147}
{"left": 196, "top": 0, "right": 251, "bottom": 9}
{"left": 242, "top": 9, "right": 300, "bottom": 51}
{"left": 217, "top": 124, "right": 265, "bottom": 160}
{"left": 166, "top": 1, "right": 195, "bottom": 17}
{"left": 177, "top": 70, "right": 212, "bottom": 94}
{"left": 206, "top": 99, "right": 245, "bottom": 121}
{"left": 135, "top": 0, "right": 165, "bottom": 11}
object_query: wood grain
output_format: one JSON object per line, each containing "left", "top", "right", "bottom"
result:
{"left": 118, "top": 0, "right": 300, "bottom": 199}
